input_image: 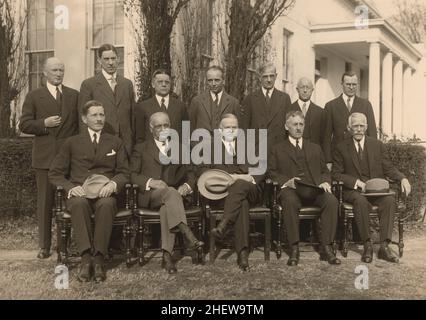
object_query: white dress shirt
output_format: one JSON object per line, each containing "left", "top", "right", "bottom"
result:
{"left": 288, "top": 136, "right": 303, "bottom": 149}
{"left": 46, "top": 82, "right": 62, "bottom": 99}
{"left": 210, "top": 90, "right": 223, "bottom": 104}
{"left": 353, "top": 136, "right": 366, "bottom": 189}
{"left": 342, "top": 93, "right": 354, "bottom": 110}
{"left": 156, "top": 94, "right": 169, "bottom": 109}
{"left": 262, "top": 87, "right": 274, "bottom": 98}
{"left": 102, "top": 69, "right": 117, "bottom": 89}
{"left": 297, "top": 99, "right": 311, "bottom": 115}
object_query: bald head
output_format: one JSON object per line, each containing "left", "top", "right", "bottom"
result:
{"left": 296, "top": 77, "right": 314, "bottom": 102}
{"left": 43, "top": 57, "right": 64, "bottom": 86}
{"left": 149, "top": 112, "right": 170, "bottom": 141}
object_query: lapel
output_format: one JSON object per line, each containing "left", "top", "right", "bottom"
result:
{"left": 114, "top": 75, "right": 125, "bottom": 106}
{"left": 347, "top": 139, "right": 362, "bottom": 177}
{"left": 283, "top": 139, "right": 297, "bottom": 164}
{"left": 96, "top": 72, "right": 115, "bottom": 105}
{"left": 167, "top": 96, "right": 178, "bottom": 120}
{"left": 338, "top": 94, "right": 351, "bottom": 118}
{"left": 267, "top": 89, "right": 281, "bottom": 126}
{"left": 39, "top": 87, "right": 61, "bottom": 136}
{"left": 364, "top": 137, "right": 374, "bottom": 178}
{"left": 254, "top": 90, "right": 269, "bottom": 123}
{"left": 81, "top": 130, "right": 96, "bottom": 162}
{"left": 218, "top": 91, "right": 231, "bottom": 116}
{"left": 200, "top": 92, "right": 212, "bottom": 120}
{"left": 55, "top": 86, "right": 70, "bottom": 134}
{"left": 302, "top": 141, "right": 317, "bottom": 184}
{"left": 147, "top": 138, "right": 162, "bottom": 165}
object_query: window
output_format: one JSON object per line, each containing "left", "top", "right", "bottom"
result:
{"left": 26, "top": 0, "right": 54, "bottom": 90}
{"left": 282, "top": 29, "right": 292, "bottom": 82}
{"left": 92, "top": 0, "right": 124, "bottom": 76}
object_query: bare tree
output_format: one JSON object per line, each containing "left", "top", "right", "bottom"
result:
{"left": 0, "top": 0, "right": 27, "bottom": 137}
{"left": 226, "top": 0, "right": 294, "bottom": 101}
{"left": 393, "top": 0, "right": 426, "bottom": 43}
{"left": 124, "top": 0, "right": 189, "bottom": 101}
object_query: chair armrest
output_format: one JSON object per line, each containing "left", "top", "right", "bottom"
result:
{"left": 132, "top": 184, "right": 139, "bottom": 210}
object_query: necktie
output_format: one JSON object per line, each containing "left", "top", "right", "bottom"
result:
{"left": 56, "top": 86, "right": 62, "bottom": 109}
{"left": 265, "top": 89, "right": 271, "bottom": 105}
{"left": 302, "top": 102, "right": 307, "bottom": 116}
{"left": 214, "top": 92, "right": 220, "bottom": 107}
{"left": 93, "top": 133, "right": 98, "bottom": 153}
{"left": 160, "top": 97, "right": 167, "bottom": 113}
{"left": 110, "top": 77, "right": 117, "bottom": 93}
{"left": 357, "top": 141, "right": 363, "bottom": 161}
{"left": 228, "top": 142, "right": 235, "bottom": 156}
{"left": 295, "top": 139, "right": 302, "bottom": 154}
{"left": 346, "top": 97, "right": 351, "bottom": 112}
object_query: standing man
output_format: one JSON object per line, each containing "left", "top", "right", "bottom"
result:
{"left": 288, "top": 77, "right": 325, "bottom": 147}
{"left": 332, "top": 113, "right": 411, "bottom": 264}
{"left": 135, "top": 69, "right": 188, "bottom": 144}
{"left": 242, "top": 62, "right": 292, "bottom": 153}
{"left": 49, "top": 100, "right": 130, "bottom": 282}
{"left": 268, "top": 111, "right": 340, "bottom": 266}
{"left": 79, "top": 43, "right": 135, "bottom": 156}
{"left": 189, "top": 65, "right": 241, "bottom": 135}
{"left": 131, "top": 112, "right": 204, "bottom": 274}
{"left": 20, "top": 57, "right": 79, "bottom": 259}
{"left": 323, "top": 71, "right": 377, "bottom": 169}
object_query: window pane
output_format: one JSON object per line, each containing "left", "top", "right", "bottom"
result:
{"left": 102, "top": 24, "right": 114, "bottom": 43}
{"left": 36, "top": 11, "right": 46, "bottom": 29}
{"left": 93, "top": 25, "right": 103, "bottom": 46}
{"left": 36, "top": 30, "right": 47, "bottom": 50}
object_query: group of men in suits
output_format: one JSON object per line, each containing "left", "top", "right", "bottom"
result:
{"left": 20, "top": 41, "right": 411, "bottom": 279}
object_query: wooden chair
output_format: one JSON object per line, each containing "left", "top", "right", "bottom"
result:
{"left": 132, "top": 184, "right": 204, "bottom": 266}
{"left": 54, "top": 184, "right": 133, "bottom": 267}
{"left": 339, "top": 180, "right": 406, "bottom": 258}
{"left": 203, "top": 180, "right": 273, "bottom": 263}
{"left": 272, "top": 181, "right": 341, "bottom": 259}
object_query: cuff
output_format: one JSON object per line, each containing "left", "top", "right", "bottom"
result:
{"left": 146, "top": 178, "right": 152, "bottom": 191}
{"left": 184, "top": 183, "right": 193, "bottom": 194}
{"left": 250, "top": 176, "right": 256, "bottom": 185}
{"left": 110, "top": 181, "right": 117, "bottom": 192}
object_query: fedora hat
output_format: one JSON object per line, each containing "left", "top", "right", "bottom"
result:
{"left": 82, "top": 174, "right": 111, "bottom": 199}
{"left": 295, "top": 179, "right": 323, "bottom": 199}
{"left": 197, "top": 169, "right": 234, "bottom": 200}
{"left": 364, "top": 178, "right": 394, "bottom": 196}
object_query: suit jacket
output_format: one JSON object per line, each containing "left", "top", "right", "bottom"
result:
{"left": 268, "top": 138, "right": 331, "bottom": 187}
{"left": 78, "top": 72, "right": 135, "bottom": 155}
{"left": 130, "top": 139, "right": 195, "bottom": 208}
{"left": 288, "top": 101, "right": 325, "bottom": 147}
{"left": 323, "top": 94, "right": 377, "bottom": 163}
{"left": 134, "top": 96, "right": 188, "bottom": 144}
{"left": 48, "top": 131, "right": 130, "bottom": 194}
{"left": 332, "top": 136, "right": 405, "bottom": 190}
{"left": 19, "top": 85, "right": 79, "bottom": 169}
{"left": 189, "top": 91, "right": 241, "bottom": 134}
{"left": 242, "top": 88, "right": 292, "bottom": 151}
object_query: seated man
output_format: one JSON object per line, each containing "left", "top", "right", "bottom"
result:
{"left": 49, "top": 100, "right": 130, "bottom": 282}
{"left": 332, "top": 112, "right": 411, "bottom": 263}
{"left": 130, "top": 112, "right": 204, "bottom": 274}
{"left": 197, "top": 113, "right": 264, "bottom": 271}
{"left": 268, "top": 111, "right": 340, "bottom": 266}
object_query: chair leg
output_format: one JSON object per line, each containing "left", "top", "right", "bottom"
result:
{"left": 276, "top": 207, "right": 282, "bottom": 259}
{"left": 342, "top": 213, "right": 348, "bottom": 258}
{"left": 209, "top": 209, "right": 216, "bottom": 264}
{"left": 125, "top": 220, "right": 132, "bottom": 267}
{"left": 197, "top": 219, "right": 204, "bottom": 264}
{"left": 138, "top": 217, "right": 144, "bottom": 266}
{"left": 61, "top": 219, "right": 69, "bottom": 266}
{"left": 399, "top": 217, "right": 404, "bottom": 257}
{"left": 264, "top": 213, "right": 271, "bottom": 261}
{"left": 56, "top": 217, "right": 63, "bottom": 265}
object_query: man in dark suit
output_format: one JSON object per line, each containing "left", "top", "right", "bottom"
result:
{"left": 324, "top": 71, "right": 377, "bottom": 168}
{"left": 242, "top": 62, "right": 292, "bottom": 153}
{"left": 78, "top": 43, "right": 135, "bottom": 155}
{"left": 197, "top": 114, "right": 264, "bottom": 271}
{"left": 288, "top": 77, "right": 325, "bottom": 147}
{"left": 19, "top": 57, "right": 79, "bottom": 259}
{"left": 135, "top": 69, "right": 188, "bottom": 144}
{"left": 49, "top": 100, "right": 129, "bottom": 282}
{"left": 189, "top": 65, "right": 241, "bottom": 135}
{"left": 332, "top": 112, "right": 411, "bottom": 263}
{"left": 268, "top": 111, "right": 340, "bottom": 266}
{"left": 130, "top": 112, "right": 204, "bottom": 274}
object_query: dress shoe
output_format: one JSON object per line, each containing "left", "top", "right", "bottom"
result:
{"left": 287, "top": 245, "right": 300, "bottom": 266}
{"left": 93, "top": 254, "right": 106, "bottom": 282}
{"left": 181, "top": 225, "right": 205, "bottom": 251}
{"left": 361, "top": 241, "right": 373, "bottom": 263}
{"left": 378, "top": 245, "right": 399, "bottom": 263}
{"left": 37, "top": 248, "right": 50, "bottom": 259}
{"left": 320, "top": 245, "right": 341, "bottom": 265}
{"left": 162, "top": 251, "right": 177, "bottom": 274}
{"left": 237, "top": 249, "right": 249, "bottom": 271}
{"left": 211, "top": 219, "right": 229, "bottom": 240}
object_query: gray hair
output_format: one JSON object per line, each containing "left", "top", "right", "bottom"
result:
{"left": 348, "top": 112, "right": 367, "bottom": 127}
{"left": 258, "top": 62, "right": 276, "bottom": 75}
{"left": 149, "top": 112, "right": 170, "bottom": 128}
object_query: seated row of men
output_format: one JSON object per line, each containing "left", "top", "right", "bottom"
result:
{"left": 47, "top": 98, "right": 411, "bottom": 282}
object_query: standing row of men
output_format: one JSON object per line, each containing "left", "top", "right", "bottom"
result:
{"left": 20, "top": 43, "right": 411, "bottom": 280}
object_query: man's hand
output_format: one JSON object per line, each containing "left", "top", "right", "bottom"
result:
{"left": 319, "top": 182, "right": 332, "bottom": 193}
{"left": 231, "top": 174, "right": 254, "bottom": 184}
{"left": 177, "top": 184, "right": 191, "bottom": 197}
{"left": 401, "top": 178, "right": 411, "bottom": 196}
{"left": 284, "top": 177, "right": 301, "bottom": 189}
{"left": 44, "top": 116, "right": 61, "bottom": 128}
{"left": 69, "top": 186, "right": 86, "bottom": 198}
{"left": 99, "top": 182, "right": 115, "bottom": 198}
{"left": 327, "top": 163, "right": 332, "bottom": 172}
{"left": 149, "top": 179, "right": 168, "bottom": 190}
{"left": 355, "top": 179, "right": 366, "bottom": 192}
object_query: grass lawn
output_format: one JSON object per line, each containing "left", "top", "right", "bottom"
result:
{"left": 1, "top": 215, "right": 426, "bottom": 299}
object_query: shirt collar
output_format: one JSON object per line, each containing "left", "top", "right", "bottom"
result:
{"left": 87, "top": 128, "right": 101, "bottom": 142}
{"left": 262, "top": 87, "right": 274, "bottom": 97}
{"left": 288, "top": 136, "right": 303, "bottom": 148}
{"left": 46, "top": 81, "right": 62, "bottom": 98}
{"left": 353, "top": 136, "right": 365, "bottom": 149}
{"left": 342, "top": 93, "right": 354, "bottom": 103}
{"left": 222, "top": 138, "right": 235, "bottom": 154}
{"left": 102, "top": 68, "right": 117, "bottom": 81}
{"left": 297, "top": 99, "right": 310, "bottom": 109}
{"left": 210, "top": 90, "right": 223, "bottom": 102}
{"left": 156, "top": 94, "right": 169, "bottom": 108}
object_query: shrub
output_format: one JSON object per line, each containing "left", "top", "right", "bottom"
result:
{"left": 0, "top": 138, "right": 36, "bottom": 216}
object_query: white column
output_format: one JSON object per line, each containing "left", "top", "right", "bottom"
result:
{"left": 368, "top": 42, "right": 381, "bottom": 130}
{"left": 403, "top": 66, "right": 413, "bottom": 137}
{"left": 393, "top": 59, "right": 403, "bottom": 136}
{"left": 381, "top": 51, "right": 393, "bottom": 136}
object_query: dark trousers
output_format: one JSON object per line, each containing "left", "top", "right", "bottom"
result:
{"left": 279, "top": 188, "right": 338, "bottom": 246}
{"left": 139, "top": 187, "right": 187, "bottom": 254}
{"left": 222, "top": 180, "right": 260, "bottom": 253}
{"left": 66, "top": 196, "right": 117, "bottom": 256}
{"left": 35, "top": 169, "right": 54, "bottom": 250}
{"left": 344, "top": 190, "right": 395, "bottom": 243}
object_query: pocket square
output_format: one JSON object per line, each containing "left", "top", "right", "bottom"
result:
{"left": 106, "top": 149, "right": 116, "bottom": 156}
